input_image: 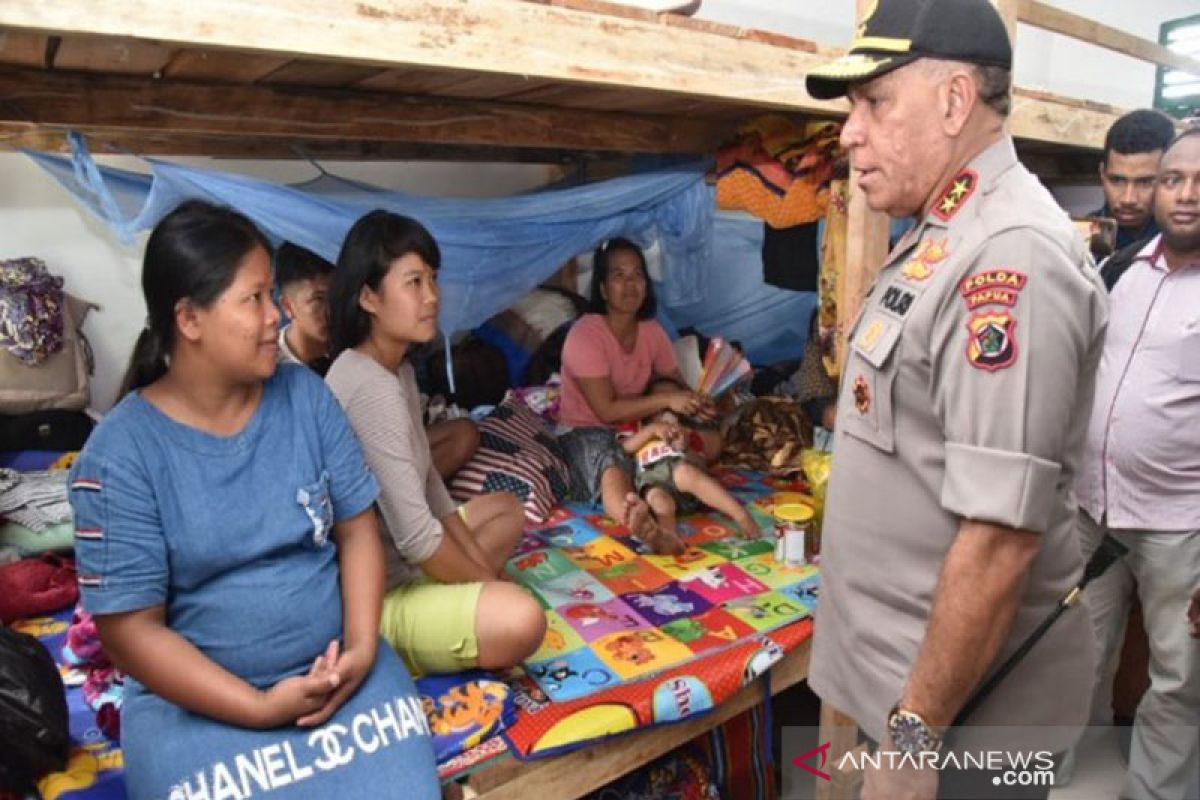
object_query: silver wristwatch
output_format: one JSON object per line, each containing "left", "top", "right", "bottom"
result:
{"left": 887, "top": 704, "right": 943, "bottom": 755}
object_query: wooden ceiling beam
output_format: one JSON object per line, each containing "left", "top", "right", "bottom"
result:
{"left": 1018, "top": 0, "right": 1200, "bottom": 77}
{"left": 0, "top": 0, "right": 1136, "bottom": 151}
{"left": 0, "top": 0, "right": 844, "bottom": 111}
{"left": 0, "top": 123, "right": 620, "bottom": 162}
{"left": 0, "top": 67, "right": 733, "bottom": 154}
{"left": 1010, "top": 87, "right": 1125, "bottom": 153}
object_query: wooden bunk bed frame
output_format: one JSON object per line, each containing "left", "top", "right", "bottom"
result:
{"left": 1, "top": 2, "right": 1195, "bottom": 798}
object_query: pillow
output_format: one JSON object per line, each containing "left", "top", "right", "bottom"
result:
{"left": 448, "top": 393, "right": 570, "bottom": 523}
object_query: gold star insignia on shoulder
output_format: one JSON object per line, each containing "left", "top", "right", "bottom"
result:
{"left": 930, "top": 169, "right": 978, "bottom": 222}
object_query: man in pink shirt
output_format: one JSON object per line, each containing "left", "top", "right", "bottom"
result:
{"left": 1076, "top": 129, "right": 1200, "bottom": 800}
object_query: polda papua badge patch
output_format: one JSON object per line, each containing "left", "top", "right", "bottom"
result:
{"left": 966, "top": 311, "right": 1017, "bottom": 371}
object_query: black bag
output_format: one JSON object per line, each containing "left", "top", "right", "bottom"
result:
{"left": 1099, "top": 234, "right": 1154, "bottom": 292}
{"left": 0, "top": 625, "right": 70, "bottom": 791}
{"left": 0, "top": 409, "right": 94, "bottom": 452}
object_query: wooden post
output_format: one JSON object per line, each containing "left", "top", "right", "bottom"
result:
{"left": 824, "top": 9, "right": 884, "bottom": 785}
{"left": 816, "top": 701, "right": 865, "bottom": 800}
{"left": 836, "top": 168, "right": 889, "bottom": 374}
{"left": 831, "top": 0, "right": 894, "bottom": 375}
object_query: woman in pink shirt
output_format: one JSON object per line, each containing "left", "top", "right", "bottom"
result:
{"left": 557, "top": 238, "right": 707, "bottom": 554}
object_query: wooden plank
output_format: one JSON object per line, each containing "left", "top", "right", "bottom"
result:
{"left": 837, "top": 157, "right": 890, "bottom": 379}
{"left": 258, "top": 59, "right": 389, "bottom": 87}
{"left": 162, "top": 49, "right": 289, "bottom": 82}
{"left": 834, "top": 0, "right": 892, "bottom": 377}
{"left": 416, "top": 72, "right": 547, "bottom": 100}
{"left": 357, "top": 67, "right": 559, "bottom": 104}
{"left": 50, "top": 35, "right": 173, "bottom": 74}
{"left": 0, "top": 3, "right": 1132, "bottom": 151}
{"left": 534, "top": 0, "right": 825, "bottom": 54}
{"left": 816, "top": 702, "right": 864, "bottom": 800}
{"left": 465, "top": 639, "right": 811, "bottom": 800}
{"left": 0, "top": 124, "right": 607, "bottom": 162}
{"left": 0, "top": 30, "right": 48, "bottom": 67}
{"left": 1009, "top": 86, "right": 1120, "bottom": 152}
{"left": 500, "top": 82, "right": 735, "bottom": 118}
{"left": 0, "top": 67, "right": 729, "bottom": 154}
{"left": 0, "top": 0, "right": 847, "bottom": 113}
{"left": 353, "top": 66, "right": 493, "bottom": 94}
{"left": 1018, "top": 0, "right": 1200, "bottom": 77}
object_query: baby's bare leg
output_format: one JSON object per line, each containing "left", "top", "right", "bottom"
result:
{"left": 671, "top": 462, "right": 760, "bottom": 537}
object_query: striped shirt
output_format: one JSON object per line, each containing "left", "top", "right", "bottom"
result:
{"left": 326, "top": 349, "right": 457, "bottom": 586}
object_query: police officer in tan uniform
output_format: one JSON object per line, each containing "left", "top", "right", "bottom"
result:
{"left": 804, "top": 1, "right": 1108, "bottom": 798}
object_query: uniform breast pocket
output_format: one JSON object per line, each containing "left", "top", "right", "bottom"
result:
{"left": 840, "top": 315, "right": 902, "bottom": 454}
{"left": 297, "top": 471, "right": 334, "bottom": 547}
{"left": 1181, "top": 323, "right": 1200, "bottom": 383}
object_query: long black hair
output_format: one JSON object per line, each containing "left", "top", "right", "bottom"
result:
{"left": 119, "top": 200, "right": 270, "bottom": 396}
{"left": 327, "top": 210, "right": 441, "bottom": 359}
{"left": 586, "top": 237, "right": 657, "bottom": 319}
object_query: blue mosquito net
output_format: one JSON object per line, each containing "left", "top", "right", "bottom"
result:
{"left": 25, "top": 134, "right": 817, "bottom": 366}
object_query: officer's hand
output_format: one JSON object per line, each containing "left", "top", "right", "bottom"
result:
{"left": 861, "top": 735, "right": 938, "bottom": 800}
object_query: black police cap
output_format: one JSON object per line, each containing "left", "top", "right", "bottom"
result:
{"left": 806, "top": 0, "right": 1013, "bottom": 100}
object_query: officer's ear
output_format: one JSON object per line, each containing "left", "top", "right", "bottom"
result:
{"left": 941, "top": 68, "right": 977, "bottom": 136}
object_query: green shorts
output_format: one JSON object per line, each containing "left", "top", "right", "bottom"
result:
{"left": 380, "top": 578, "right": 484, "bottom": 676}
{"left": 635, "top": 455, "right": 702, "bottom": 515}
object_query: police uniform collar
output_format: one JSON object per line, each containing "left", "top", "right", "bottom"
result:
{"left": 924, "top": 137, "right": 1017, "bottom": 227}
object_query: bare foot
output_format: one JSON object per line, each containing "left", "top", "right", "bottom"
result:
{"left": 622, "top": 492, "right": 650, "bottom": 535}
{"left": 734, "top": 511, "right": 762, "bottom": 539}
{"left": 642, "top": 519, "right": 686, "bottom": 556}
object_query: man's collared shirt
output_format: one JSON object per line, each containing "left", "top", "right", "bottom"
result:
{"left": 1076, "top": 236, "right": 1200, "bottom": 530}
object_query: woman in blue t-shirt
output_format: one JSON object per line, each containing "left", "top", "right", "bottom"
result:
{"left": 68, "top": 201, "right": 439, "bottom": 799}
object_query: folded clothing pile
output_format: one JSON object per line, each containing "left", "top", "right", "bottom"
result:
{"left": 0, "top": 467, "right": 71, "bottom": 532}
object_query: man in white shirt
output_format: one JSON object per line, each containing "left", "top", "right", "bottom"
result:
{"left": 276, "top": 242, "right": 334, "bottom": 377}
{"left": 1075, "top": 129, "right": 1200, "bottom": 800}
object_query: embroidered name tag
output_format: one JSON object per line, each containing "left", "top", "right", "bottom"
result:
{"left": 880, "top": 286, "right": 916, "bottom": 317}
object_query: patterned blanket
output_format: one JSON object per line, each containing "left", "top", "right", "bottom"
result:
{"left": 16, "top": 469, "right": 819, "bottom": 793}
{"left": 494, "top": 468, "right": 818, "bottom": 760}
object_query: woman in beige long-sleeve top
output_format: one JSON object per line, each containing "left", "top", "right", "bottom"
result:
{"left": 325, "top": 210, "right": 545, "bottom": 676}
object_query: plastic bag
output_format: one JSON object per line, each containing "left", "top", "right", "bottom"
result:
{"left": 799, "top": 448, "right": 833, "bottom": 527}
{"left": 0, "top": 625, "right": 70, "bottom": 791}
